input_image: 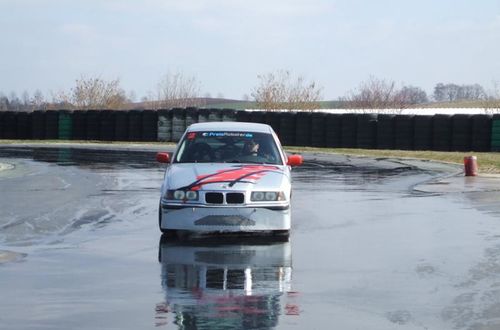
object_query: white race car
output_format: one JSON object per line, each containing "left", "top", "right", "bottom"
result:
{"left": 156, "top": 121, "right": 303, "bottom": 236}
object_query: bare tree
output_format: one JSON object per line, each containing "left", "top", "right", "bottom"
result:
{"left": 433, "top": 83, "right": 487, "bottom": 102}
{"left": 397, "top": 86, "right": 428, "bottom": 105}
{"left": 0, "top": 92, "right": 9, "bottom": 111}
{"left": 32, "top": 89, "right": 46, "bottom": 110}
{"left": 252, "top": 70, "right": 323, "bottom": 111}
{"left": 22, "top": 91, "right": 30, "bottom": 110}
{"left": 8, "top": 92, "right": 21, "bottom": 111}
{"left": 53, "top": 76, "right": 129, "bottom": 110}
{"left": 155, "top": 71, "right": 204, "bottom": 109}
{"left": 483, "top": 81, "right": 500, "bottom": 114}
{"left": 341, "top": 76, "right": 408, "bottom": 112}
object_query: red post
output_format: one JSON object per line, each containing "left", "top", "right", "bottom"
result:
{"left": 464, "top": 156, "right": 478, "bottom": 176}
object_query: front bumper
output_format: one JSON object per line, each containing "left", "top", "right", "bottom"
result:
{"left": 160, "top": 204, "right": 291, "bottom": 232}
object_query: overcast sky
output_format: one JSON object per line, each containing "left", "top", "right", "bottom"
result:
{"left": 0, "top": 0, "right": 499, "bottom": 100}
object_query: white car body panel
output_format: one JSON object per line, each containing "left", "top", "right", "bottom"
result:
{"left": 158, "top": 122, "right": 295, "bottom": 234}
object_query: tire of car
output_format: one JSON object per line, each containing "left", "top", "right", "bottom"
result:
{"left": 272, "top": 230, "right": 290, "bottom": 241}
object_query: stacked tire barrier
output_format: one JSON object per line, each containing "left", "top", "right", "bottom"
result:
{"left": 341, "top": 114, "right": 357, "bottom": 148}
{"left": 197, "top": 108, "right": 210, "bottom": 123}
{"left": 171, "top": 108, "right": 185, "bottom": 142}
{"left": 325, "top": 113, "right": 342, "bottom": 148}
{"left": 433, "top": 114, "right": 453, "bottom": 151}
{"left": 99, "top": 111, "right": 115, "bottom": 141}
{"left": 208, "top": 108, "right": 222, "bottom": 122}
{"left": 16, "top": 111, "right": 31, "bottom": 139}
{"left": 491, "top": 115, "right": 500, "bottom": 151}
{"left": 472, "top": 115, "right": 492, "bottom": 152}
{"left": 142, "top": 110, "right": 158, "bottom": 141}
{"left": 1, "top": 109, "right": 500, "bottom": 152}
{"left": 357, "top": 114, "right": 377, "bottom": 149}
{"left": 72, "top": 110, "right": 87, "bottom": 140}
{"left": 451, "top": 114, "right": 472, "bottom": 151}
{"left": 311, "top": 112, "right": 326, "bottom": 147}
{"left": 279, "top": 112, "right": 296, "bottom": 146}
{"left": 236, "top": 109, "right": 250, "bottom": 123}
{"left": 413, "top": 115, "right": 433, "bottom": 150}
{"left": 295, "top": 112, "right": 311, "bottom": 147}
{"left": 221, "top": 108, "right": 236, "bottom": 122}
{"left": 3, "top": 111, "right": 17, "bottom": 139}
{"left": 58, "top": 110, "right": 73, "bottom": 140}
{"left": 86, "top": 110, "right": 100, "bottom": 140}
{"left": 394, "top": 115, "right": 414, "bottom": 150}
{"left": 128, "top": 110, "right": 143, "bottom": 141}
{"left": 265, "top": 112, "right": 281, "bottom": 138}
{"left": 185, "top": 107, "right": 198, "bottom": 128}
{"left": 115, "top": 111, "right": 129, "bottom": 141}
{"left": 157, "top": 109, "right": 172, "bottom": 142}
{"left": 249, "top": 111, "right": 266, "bottom": 124}
{"left": 376, "top": 115, "right": 395, "bottom": 150}
{"left": 45, "top": 111, "right": 59, "bottom": 140}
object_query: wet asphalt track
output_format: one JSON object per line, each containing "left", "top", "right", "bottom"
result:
{"left": 2, "top": 146, "right": 500, "bottom": 330}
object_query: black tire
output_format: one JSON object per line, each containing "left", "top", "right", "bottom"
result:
{"left": 272, "top": 230, "right": 290, "bottom": 238}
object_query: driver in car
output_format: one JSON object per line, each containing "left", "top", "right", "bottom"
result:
{"left": 242, "top": 139, "right": 260, "bottom": 156}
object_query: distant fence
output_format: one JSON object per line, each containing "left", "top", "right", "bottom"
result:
{"left": 1, "top": 108, "right": 499, "bottom": 152}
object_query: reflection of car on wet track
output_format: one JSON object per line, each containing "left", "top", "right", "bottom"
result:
{"left": 157, "top": 236, "right": 293, "bottom": 328}
{"left": 156, "top": 122, "right": 303, "bottom": 236}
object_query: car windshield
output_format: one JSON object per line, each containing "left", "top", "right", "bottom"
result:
{"left": 174, "top": 131, "right": 282, "bottom": 165}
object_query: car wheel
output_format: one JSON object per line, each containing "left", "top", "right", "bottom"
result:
{"left": 272, "top": 230, "right": 290, "bottom": 240}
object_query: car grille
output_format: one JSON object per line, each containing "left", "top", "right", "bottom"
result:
{"left": 226, "top": 193, "right": 244, "bottom": 204}
{"left": 204, "top": 192, "right": 245, "bottom": 204}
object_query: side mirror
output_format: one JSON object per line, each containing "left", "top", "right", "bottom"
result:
{"left": 156, "top": 152, "right": 171, "bottom": 163}
{"left": 286, "top": 154, "right": 303, "bottom": 166}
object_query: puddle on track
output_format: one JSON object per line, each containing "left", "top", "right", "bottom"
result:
{"left": 1, "top": 147, "right": 500, "bottom": 329}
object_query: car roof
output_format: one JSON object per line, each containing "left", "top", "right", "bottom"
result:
{"left": 187, "top": 121, "right": 274, "bottom": 134}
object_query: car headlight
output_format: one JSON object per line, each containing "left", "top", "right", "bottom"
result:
{"left": 251, "top": 191, "right": 285, "bottom": 201}
{"left": 166, "top": 190, "right": 199, "bottom": 201}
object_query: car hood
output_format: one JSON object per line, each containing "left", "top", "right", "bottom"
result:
{"left": 164, "top": 163, "right": 290, "bottom": 191}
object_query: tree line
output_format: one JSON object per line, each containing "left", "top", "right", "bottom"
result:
{"left": 1, "top": 72, "right": 499, "bottom": 112}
